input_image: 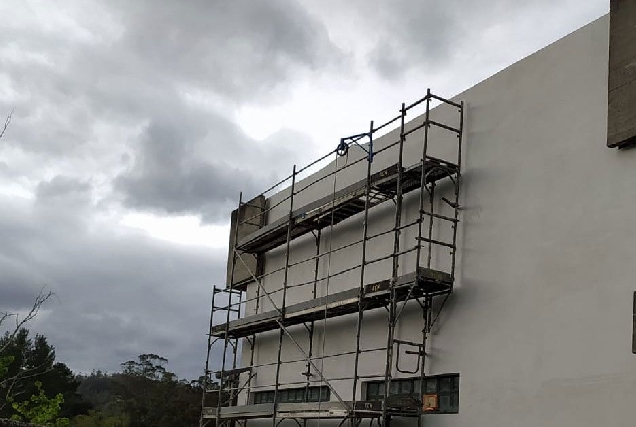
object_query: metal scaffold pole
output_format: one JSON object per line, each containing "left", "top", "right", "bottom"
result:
{"left": 200, "top": 288, "right": 217, "bottom": 427}
{"left": 450, "top": 101, "right": 464, "bottom": 284}
{"left": 303, "top": 228, "right": 321, "bottom": 427}
{"left": 351, "top": 120, "right": 374, "bottom": 424}
{"left": 216, "top": 192, "right": 243, "bottom": 424}
{"left": 245, "top": 275, "right": 261, "bottom": 406}
{"left": 381, "top": 103, "right": 407, "bottom": 427}
{"left": 272, "top": 165, "right": 297, "bottom": 427}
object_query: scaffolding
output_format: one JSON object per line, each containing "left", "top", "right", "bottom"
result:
{"left": 201, "top": 90, "right": 464, "bottom": 427}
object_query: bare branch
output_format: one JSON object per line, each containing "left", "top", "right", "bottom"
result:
{"left": 0, "top": 364, "right": 55, "bottom": 411}
{"left": 0, "top": 108, "right": 14, "bottom": 140}
{"left": 0, "top": 287, "right": 54, "bottom": 354}
{"left": 0, "top": 287, "right": 55, "bottom": 411}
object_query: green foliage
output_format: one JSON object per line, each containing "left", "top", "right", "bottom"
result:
{"left": 0, "top": 354, "right": 14, "bottom": 379}
{"left": 120, "top": 354, "right": 169, "bottom": 381}
{"left": 73, "top": 355, "right": 205, "bottom": 427}
{"left": 0, "top": 328, "right": 88, "bottom": 419}
{"left": 70, "top": 410, "right": 129, "bottom": 427}
{"left": 10, "top": 380, "right": 70, "bottom": 427}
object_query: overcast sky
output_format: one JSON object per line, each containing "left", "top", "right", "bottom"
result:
{"left": 0, "top": 0, "right": 608, "bottom": 380}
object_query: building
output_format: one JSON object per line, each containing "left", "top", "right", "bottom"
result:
{"left": 202, "top": 2, "right": 636, "bottom": 426}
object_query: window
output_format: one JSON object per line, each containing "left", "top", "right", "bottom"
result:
{"left": 364, "top": 374, "right": 459, "bottom": 414}
{"left": 253, "top": 386, "right": 330, "bottom": 404}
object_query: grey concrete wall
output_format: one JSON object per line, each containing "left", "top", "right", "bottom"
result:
{"left": 236, "top": 14, "right": 636, "bottom": 427}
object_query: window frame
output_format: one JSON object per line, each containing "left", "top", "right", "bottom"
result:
{"left": 253, "top": 386, "right": 330, "bottom": 405}
{"left": 363, "top": 373, "right": 459, "bottom": 414}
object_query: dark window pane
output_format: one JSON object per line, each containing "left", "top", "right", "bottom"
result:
{"left": 378, "top": 383, "right": 385, "bottom": 396}
{"left": 320, "top": 387, "right": 329, "bottom": 401}
{"left": 440, "top": 377, "right": 451, "bottom": 392}
{"left": 452, "top": 376, "right": 460, "bottom": 391}
{"left": 401, "top": 380, "right": 413, "bottom": 395}
{"left": 413, "top": 379, "right": 420, "bottom": 394}
{"left": 425, "top": 379, "right": 437, "bottom": 393}
{"left": 368, "top": 383, "right": 378, "bottom": 399}
{"left": 390, "top": 381, "right": 400, "bottom": 395}
{"left": 308, "top": 388, "right": 319, "bottom": 401}
{"left": 439, "top": 394, "right": 451, "bottom": 412}
{"left": 450, "top": 394, "right": 459, "bottom": 412}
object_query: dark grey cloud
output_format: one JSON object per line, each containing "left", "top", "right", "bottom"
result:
{"left": 0, "top": 0, "right": 337, "bottom": 379}
{"left": 111, "top": 0, "right": 345, "bottom": 102}
{"left": 0, "top": 0, "right": 342, "bottom": 169}
{"left": 36, "top": 176, "right": 92, "bottom": 201}
{"left": 322, "top": 0, "right": 608, "bottom": 80}
{"left": 0, "top": 190, "right": 224, "bottom": 378}
{"left": 0, "top": 0, "right": 326, "bottom": 222}
{"left": 114, "top": 106, "right": 313, "bottom": 223}
{"left": 365, "top": 1, "right": 457, "bottom": 80}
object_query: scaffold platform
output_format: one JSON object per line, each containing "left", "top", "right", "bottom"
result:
{"left": 236, "top": 157, "right": 458, "bottom": 254}
{"left": 210, "top": 267, "right": 452, "bottom": 339}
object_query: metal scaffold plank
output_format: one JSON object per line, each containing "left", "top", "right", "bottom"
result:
{"left": 236, "top": 158, "right": 458, "bottom": 254}
{"left": 210, "top": 267, "right": 452, "bottom": 339}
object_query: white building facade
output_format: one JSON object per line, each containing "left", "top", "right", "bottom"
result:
{"left": 203, "top": 9, "right": 636, "bottom": 427}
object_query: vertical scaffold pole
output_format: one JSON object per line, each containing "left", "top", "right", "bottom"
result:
{"left": 229, "top": 290, "right": 243, "bottom": 409}
{"left": 351, "top": 120, "right": 374, "bottom": 421}
{"left": 416, "top": 89, "right": 431, "bottom": 274}
{"left": 217, "top": 192, "right": 243, "bottom": 421}
{"left": 414, "top": 89, "right": 432, "bottom": 427}
{"left": 426, "top": 181, "right": 436, "bottom": 268}
{"left": 200, "top": 288, "right": 217, "bottom": 427}
{"left": 246, "top": 273, "right": 261, "bottom": 406}
{"left": 416, "top": 296, "right": 430, "bottom": 427}
{"left": 304, "top": 228, "right": 321, "bottom": 421}
{"left": 450, "top": 102, "right": 464, "bottom": 284}
{"left": 272, "top": 166, "right": 296, "bottom": 427}
{"left": 382, "top": 104, "right": 406, "bottom": 427}
{"left": 247, "top": 199, "right": 265, "bottom": 408}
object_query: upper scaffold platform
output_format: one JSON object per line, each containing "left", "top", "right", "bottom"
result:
{"left": 211, "top": 267, "right": 452, "bottom": 339}
{"left": 237, "top": 157, "right": 458, "bottom": 254}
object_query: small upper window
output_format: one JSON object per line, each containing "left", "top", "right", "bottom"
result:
{"left": 253, "top": 386, "right": 330, "bottom": 404}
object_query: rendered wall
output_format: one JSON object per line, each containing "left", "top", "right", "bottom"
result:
{"left": 239, "top": 14, "right": 636, "bottom": 427}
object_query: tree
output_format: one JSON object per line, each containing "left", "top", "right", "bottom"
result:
{"left": 0, "top": 329, "right": 87, "bottom": 420}
{"left": 0, "top": 290, "right": 54, "bottom": 412}
{"left": 73, "top": 355, "right": 203, "bottom": 427}
{"left": 1, "top": 290, "right": 88, "bottom": 424}
{"left": 10, "top": 380, "right": 69, "bottom": 427}
{"left": 114, "top": 354, "right": 201, "bottom": 427}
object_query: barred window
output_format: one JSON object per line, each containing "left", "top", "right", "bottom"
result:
{"left": 253, "top": 386, "right": 330, "bottom": 404}
{"left": 364, "top": 374, "right": 459, "bottom": 414}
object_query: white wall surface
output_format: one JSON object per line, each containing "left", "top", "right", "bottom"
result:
{"left": 235, "top": 14, "right": 636, "bottom": 427}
